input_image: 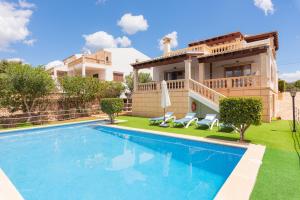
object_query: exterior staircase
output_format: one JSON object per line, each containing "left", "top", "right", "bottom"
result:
{"left": 136, "top": 78, "right": 226, "bottom": 113}
{"left": 188, "top": 79, "right": 226, "bottom": 112}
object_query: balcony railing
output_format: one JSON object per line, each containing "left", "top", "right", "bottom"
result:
{"left": 68, "top": 57, "right": 111, "bottom": 67}
{"left": 136, "top": 79, "right": 185, "bottom": 92}
{"left": 203, "top": 75, "right": 261, "bottom": 90}
{"left": 137, "top": 82, "right": 158, "bottom": 91}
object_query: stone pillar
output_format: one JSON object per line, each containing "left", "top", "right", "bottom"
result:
{"left": 133, "top": 68, "right": 139, "bottom": 92}
{"left": 260, "top": 51, "right": 269, "bottom": 88}
{"left": 82, "top": 65, "right": 86, "bottom": 77}
{"left": 185, "top": 59, "right": 192, "bottom": 89}
{"left": 198, "top": 63, "right": 205, "bottom": 83}
{"left": 53, "top": 69, "right": 57, "bottom": 79}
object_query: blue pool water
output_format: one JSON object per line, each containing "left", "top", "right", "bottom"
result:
{"left": 0, "top": 122, "right": 246, "bottom": 200}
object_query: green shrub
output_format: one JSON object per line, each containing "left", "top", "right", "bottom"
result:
{"left": 295, "top": 80, "right": 300, "bottom": 89}
{"left": 278, "top": 79, "right": 286, "bottom": 93}
{"left": 220, "top": 97, "right": 263, "bottom": 142}
{"left": 100, "top": 98, "right": 124, "bottom": 124}
{"left": 59, "top": 76, "right": 101, "bottom": 109}
{"left": 99, "top": 81, "right": 125, "bottom": 98}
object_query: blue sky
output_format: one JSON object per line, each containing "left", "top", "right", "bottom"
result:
{"left": 0, "top": 0, "right": 300, "bottom": 81}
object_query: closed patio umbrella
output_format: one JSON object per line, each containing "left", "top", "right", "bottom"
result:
{"left": 161, "top": 80, "right": 171, "bottom": 125}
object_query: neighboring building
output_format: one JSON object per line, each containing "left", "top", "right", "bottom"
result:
{"left": 46, "top": 48, "right": 151, "bottom": 82}
{"left": 131, "top": 31, "right": 279, "bottom": 122}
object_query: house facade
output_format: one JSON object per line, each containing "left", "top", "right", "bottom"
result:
{"left": 131, "top": 32, "right": 279, "bottom": 122}
{"left": 46, "top": 48, "right": 151, "bottom": 82}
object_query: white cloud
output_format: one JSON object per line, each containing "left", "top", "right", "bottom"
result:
{"left": 254, "top": 0, "right": 274, "bottom": 15}
{"left": 23, "top": 39, "right": 36, "bottom": 46}
{"left": 280, "top": 71, "right": 300, "bottom": 82}
{"left": 18, "top": 0, "right": 35, "bottom": 9}
{"left": 159, "top": 31, "right": 178, "bottom": 51}
{"left": 83, "top": 31, "right": 131, "bottom": 52}
{"left": 115, "top": 36, "right": 131, "bottom": 47}
{"left": 117, "top": 13, "right": 149, "bottom": 35}
{"left": 3, "top": 57, "right": 25, "bottom": 63}
{"left": 0, "top": 1, "right": 35, "bottom": 51}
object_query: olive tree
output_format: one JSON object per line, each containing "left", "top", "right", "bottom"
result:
{"left": 125, "top": 72, "right": 152, "bottom": 93}
{"left": 99, "top": 81, "right": 125, "bottom": 98}
{"left": 0, "top": 62, "right": 55, "bottom": 120}
{"left": 220, "top": 97, "right": 263, "bottom": 142}
{"left": 59, "top": 76, "right": 101, "bottom": 109}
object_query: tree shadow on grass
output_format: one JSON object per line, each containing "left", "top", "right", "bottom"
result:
{"left": 289, "top": 121, "right": 300, "bottom": 167}
{"left": 205, "top": 135, "right": 251, "bottom": 143}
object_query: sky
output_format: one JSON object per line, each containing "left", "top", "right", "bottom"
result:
{"left": 0, "top": 0, "right": 300, "bottom": 82}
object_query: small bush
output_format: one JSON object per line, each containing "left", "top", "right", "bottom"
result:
{"left": 278, "top": 80, "right": 286, "bottom": 93}
{"left": 100, "top": 98, "right": 124, "bottom": 124}
{"left": 220, "top": 97, "right": 262, "bottom": 142}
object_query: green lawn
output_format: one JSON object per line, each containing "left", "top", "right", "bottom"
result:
{"left": 116, "top": 116, "right": 300, "bottom": 200}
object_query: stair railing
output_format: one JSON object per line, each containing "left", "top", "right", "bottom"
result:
{"left": 189, "top": 79, "right": 226, "bottom": 105}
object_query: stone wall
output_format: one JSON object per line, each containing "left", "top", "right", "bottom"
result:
{"left": 133, "top": 87, "right": 277, "bottom": 122}
{"left": 215, "top": 87, "right": 277, "bottom": 122}
{"left": 132, "top": 89, "right": 189, "bottom": 119}
{"left": 277, "top": 92, "right": 300, "bottom": 120}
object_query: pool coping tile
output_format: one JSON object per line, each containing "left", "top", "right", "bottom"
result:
{"left": 0, "top": 169, "right": 24, "bottom": 200}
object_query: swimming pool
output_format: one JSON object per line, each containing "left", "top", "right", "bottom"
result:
{"left": 0, "top": 121, "right": 246, "bottom": 200}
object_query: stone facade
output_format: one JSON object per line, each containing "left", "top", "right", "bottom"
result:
{"left": 132, "top": 90, "right": 189, "bottom": 119}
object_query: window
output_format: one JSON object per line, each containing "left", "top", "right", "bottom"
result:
{"left": 93, "top": 74, "right": 99, "bottom": 78}
{"left": 113, "top": 72, "right": 124, "bottom": 82}
{"left": 164, "top": 70, "right": 185, "bottom": 80}
{"left": 225, "top": 65, "right": 251, "bottom": 77}
{"left": 106, "top": 56, "right": 109, "bottom": 62}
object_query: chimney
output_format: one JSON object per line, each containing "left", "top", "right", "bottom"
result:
{"left": 163, "top": 37, "right": 171, "bottom": 55}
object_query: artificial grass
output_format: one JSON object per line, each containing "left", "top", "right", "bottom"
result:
{"left": 116, "top": 116, "right": 300, "bottom": 200}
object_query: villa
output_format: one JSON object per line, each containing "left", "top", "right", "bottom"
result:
{"left": 46, "top": 48, "right": 152, "bottom": 82}
{"left": 131, "top": 31, "right": 279, "bottom": 122}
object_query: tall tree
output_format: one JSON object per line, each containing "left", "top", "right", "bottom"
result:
{"left": 0, "top": 62, "right": 55, "bottom": 120}
{"left": 59, "top": 76, "right": 101, "bottom": 109}
{"left": 125, "top": 72, "right": 152, "bottom": 93}
{"left": 294, "top": 80, "right": 300, "bottom": 89}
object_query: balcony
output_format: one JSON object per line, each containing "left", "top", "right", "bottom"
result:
{"left": 203, "top": 75, "right": 261, "bottom": 90}
{"left": 68, "top": 56, "right": 111, "bottom": 68}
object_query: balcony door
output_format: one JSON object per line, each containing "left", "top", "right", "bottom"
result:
{"left": 164, "top": 70, "right": 185, "bottom": 81}
{"left": 225, "top": 65, "right": 251, "bottom": 78}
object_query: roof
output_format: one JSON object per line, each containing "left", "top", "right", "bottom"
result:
{"left": 131, "top": 51, "right": 203, "bottom": 69}
{"left": 132, "top": 31, "right": 279, "bottom": 69}
{"left": 188, "top": 32, "right": 244, "bottom": 47}
{"left": 189, "top": 31, "right": 278, "bottom": 50}
{"left": 245, "top": 31, "right": 279, "bottom": 50}
{"left": 45, "top": 60, "right": 64, "bottom": 70}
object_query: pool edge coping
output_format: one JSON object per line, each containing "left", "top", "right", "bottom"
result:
{"left": 0, "top": 120, "right": 265, "bottom": 200}
{"left": 0, "top": 119, "right": 103, "bottom": 134}
{"left": 0, "top": 169, "right": 24, "bottom": 200}
{"left": 105, "top": 124, "right": 265, "bottom": 200}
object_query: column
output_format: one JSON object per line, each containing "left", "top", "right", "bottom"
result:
{"left": 53, "top": 69, "right": 57, "bottom": 79}
{"left": 184, "top": 59, "right": 192, "bottom": 89}
{"left": 133, "top": 68, "right": 139, "bottom": 92}
{"left": 82, "top": 64, "right": 86, "bottom": 77}
{"left": 198, "top": 63, "right": 205, "bottom": 83}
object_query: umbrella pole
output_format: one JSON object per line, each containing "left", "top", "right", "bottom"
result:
{"left": 163, "top": 108, "right": 166, "bottom": 124}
